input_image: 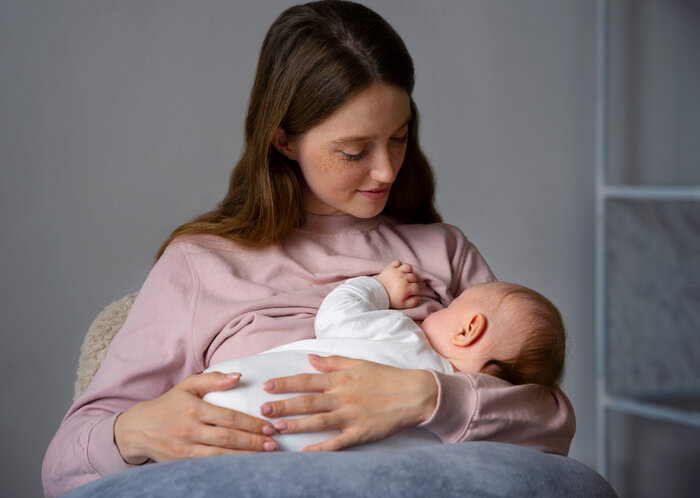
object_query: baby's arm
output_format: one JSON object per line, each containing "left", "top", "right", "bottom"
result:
{"left": 314, "top": 262, "right": 422, "bottom": 342}
{"left": 375, "top": 260, "right": 420, "bottom": 309}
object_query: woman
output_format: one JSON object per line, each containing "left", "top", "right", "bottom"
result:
{"left": 43, "top": 2, "right": 575, "bottom": 496}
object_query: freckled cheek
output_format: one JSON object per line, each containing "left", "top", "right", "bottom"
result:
{"left": 305, "top": 151, "right": 366, "bottom": 191}
{"left": 307, "top": 149, "right": 344, "bottom": 174}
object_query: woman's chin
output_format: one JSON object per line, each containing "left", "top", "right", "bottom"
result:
{"left": 347, "top": 206, "right": 385, "bottom": 219}
{"left": 343, "top": 199, "right": 389, "bottom": 218}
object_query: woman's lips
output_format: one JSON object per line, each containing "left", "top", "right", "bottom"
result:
{"left": 358, "top": 188, "right": 389, "bottom": 200}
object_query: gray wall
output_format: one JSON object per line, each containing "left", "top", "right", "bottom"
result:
{"left": 0, "top": 1, "right": 596, "bottom": 496}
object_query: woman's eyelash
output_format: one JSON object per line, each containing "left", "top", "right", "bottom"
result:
{"left": 341, "top": 133, "right": 408, "bottom": 161}
{"left": 342, "top": 150, "right": 368, "bottom": 162}
{"left": 390, "top": 133, "right": 409, "bottom": 144}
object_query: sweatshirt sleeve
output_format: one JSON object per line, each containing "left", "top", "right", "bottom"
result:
{"left": 420, "top": 371, "right": 576, "bottom": 455}
{"left": 42, "top": 242, "right": 200, "bottom": 497}
{"left": 446, "top": 225, "right": 497, "bottom": 295}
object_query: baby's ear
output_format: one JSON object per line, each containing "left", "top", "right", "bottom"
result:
{"left": 452, "top": 313, "right": 487, "bottom": 347}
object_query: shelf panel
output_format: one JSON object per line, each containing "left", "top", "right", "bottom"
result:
{"left": 601, "top": 185, "right": 700, "bottom": 200}
{"left": 605, "top": 199, "right": 700, "bottom": 398}
{"left": 602, "top": 395, "right": 700, "bottom": 429}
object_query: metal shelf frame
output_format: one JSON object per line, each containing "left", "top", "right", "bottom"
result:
{"left": 594, "top": 0, "right": 700, "bottom": 480}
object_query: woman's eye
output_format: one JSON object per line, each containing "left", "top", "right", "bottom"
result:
{"left": 341, "top": 150, "right": 368, "bottom": 162}
{"left": 390, "top": 132, "right": 409, "bottom": 145}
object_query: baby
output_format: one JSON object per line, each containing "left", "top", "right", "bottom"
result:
{"left": 204, "top": 260, "right": 565, "bottom": 450}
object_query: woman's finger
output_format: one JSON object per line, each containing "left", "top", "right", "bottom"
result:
{"left": 301, "top": 421, "right": 382, "bottom": 452}
{"left": 263, "top": 355, "right": 370, "bottom": 393}
{"left": 263, "top": 371, "right": 330, "bottom": 394}
{"left": 261, "top": 392, "right": 339, "bottom": 418}
{"left": 199, "top": 401, "right": 275, "bottom": 435}
{"left": 274, "top": 410, "right": 346, "bottom": 434}
{"left": 193, "top": 425, "right": 278, "bottom": 452}
{"left": 179, "top": 371, "right": 242, "bottom": 398}
{"left": 178, "top": 445, "right": 245, "bottom": 459}
{"left": 301, "top": 430, "right": 362, "bottom": 452}
{"left": 305, "top": 354, "right": 367, "bottom": 374}
{"left": 160, "top": 442, "right": 270, "bottom": 462}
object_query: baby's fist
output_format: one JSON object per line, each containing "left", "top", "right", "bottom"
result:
{"left": 376, "top": 260, "right": 420, "bottom": 309}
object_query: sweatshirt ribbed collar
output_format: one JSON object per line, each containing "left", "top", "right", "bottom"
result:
{"left": 298, "top": 213, "right": 381, "bottom": 234}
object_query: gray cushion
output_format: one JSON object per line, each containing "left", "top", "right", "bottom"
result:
{"left": 62, "top": 442, "right": 616, "bottom": 497}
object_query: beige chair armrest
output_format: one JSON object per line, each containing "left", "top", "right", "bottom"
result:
{"left": 73, "top": 293, "right": 137, "bottom": 401}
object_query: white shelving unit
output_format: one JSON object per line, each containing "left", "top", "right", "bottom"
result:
{"left": 594, "top": 0, "right": 700, "bottom": 481}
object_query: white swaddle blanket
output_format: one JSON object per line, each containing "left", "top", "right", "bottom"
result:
{"left": 203, "top": 276, "right": 452, "bottom": 451}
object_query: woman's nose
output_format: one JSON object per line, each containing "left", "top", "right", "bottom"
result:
{"left": 369, "top": 149, "right": 397, "bottom": 183}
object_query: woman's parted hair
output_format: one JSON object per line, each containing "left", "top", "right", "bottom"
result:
{"left": 157, "top": 0, "right": 441, "bottom": 259}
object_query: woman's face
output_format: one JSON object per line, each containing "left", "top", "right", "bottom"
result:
{"left": 284, "top": 83, "right": 411, "bottom": 217}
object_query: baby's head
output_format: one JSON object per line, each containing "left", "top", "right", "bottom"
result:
{"left": 420, "top": 282, "right": 565, "bottom": 388}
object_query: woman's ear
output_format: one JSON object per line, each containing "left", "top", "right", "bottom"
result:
{"left": 452, "top": 313, "right": 487, "bottom": 347}
{"left": 272, "top": 127, "right": 297, "bottom": 160}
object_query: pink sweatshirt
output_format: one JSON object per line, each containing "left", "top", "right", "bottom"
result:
{"left": 43, "top": 214, "right": 575, "bottom": 497}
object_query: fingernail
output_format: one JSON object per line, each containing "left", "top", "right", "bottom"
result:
{"left": 274, "top": 421, "right": 288, "bottom": 432}
{"left": 263, "top": 441, "right": 277, "bottom": 452}
{"left": 308, "top": 354, "right": 320, "bottom": 361}
{"left": 261, "top": 403, "right": 272, "bottom": 416}
{"left": 226, "top": 372, "right": 241, "bottom": 380}
{"left": 262, "top": 424, "right": 276, "bottom": 435}
{"left": 263, "top": 380, "right": 275, "bottom": 391}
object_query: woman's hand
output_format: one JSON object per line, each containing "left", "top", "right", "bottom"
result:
{"left": 114, "top": 372, "right": 278, "bottom": 464}
{"left": 260, "top": 354, "right": 438, "bottom": 451}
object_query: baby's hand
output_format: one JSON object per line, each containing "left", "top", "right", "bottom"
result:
{"left": 375, "top": 260, "right": 420, "bottom": 309}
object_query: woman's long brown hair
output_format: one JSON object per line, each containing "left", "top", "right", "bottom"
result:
{"left": 157, "top": 1, "right": 441, "bottom": 260}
